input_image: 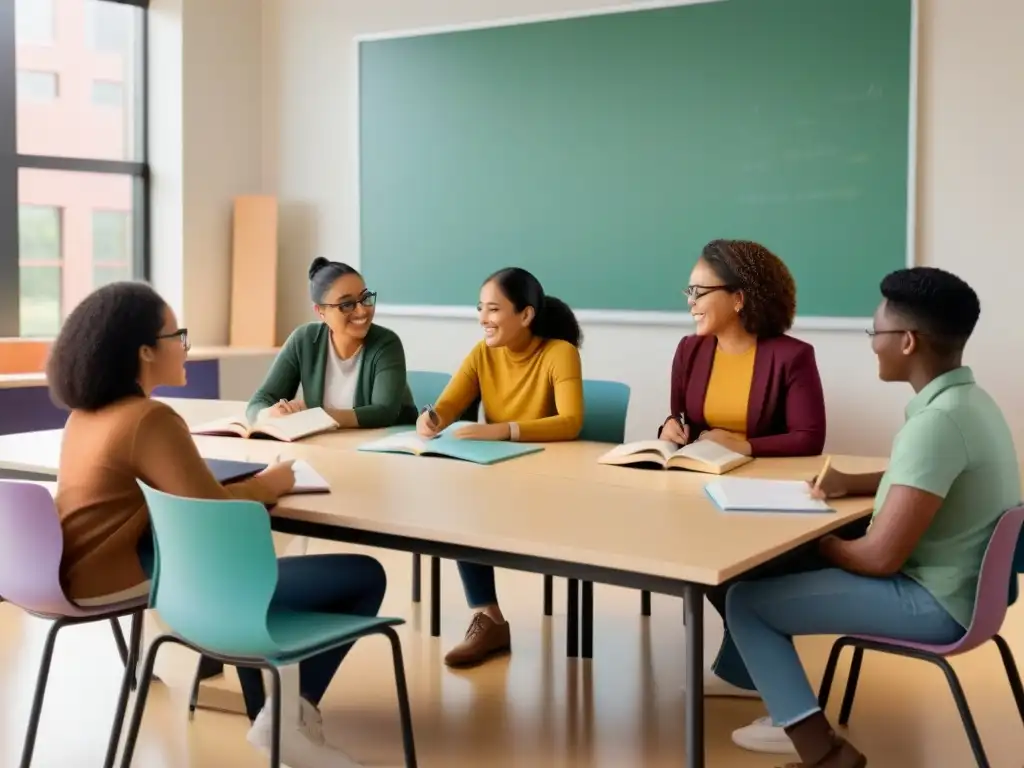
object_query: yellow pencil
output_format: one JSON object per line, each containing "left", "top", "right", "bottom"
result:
{"left": 813, "top": 455, "right": 832, "bottom": 493}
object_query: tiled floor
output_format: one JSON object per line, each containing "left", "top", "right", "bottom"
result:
{"left": 1, "top": 539, "right": 1022, "bottom": 767}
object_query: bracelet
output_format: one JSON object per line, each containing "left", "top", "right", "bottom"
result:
{"left": 508, "top": 422, "right": 520, "bottom": 442}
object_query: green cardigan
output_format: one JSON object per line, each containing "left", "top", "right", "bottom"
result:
{"left": 246, "top": 322, "right": 418, "bottom": 428}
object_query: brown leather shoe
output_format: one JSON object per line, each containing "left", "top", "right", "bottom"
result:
{"left": 780, "top": 712, "right": 867, "bottom": 768}
{"left": 444, "top": 613, "right": 511, "bottom": 668}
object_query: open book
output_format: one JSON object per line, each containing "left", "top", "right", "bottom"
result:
{"left": 190, "top": 408, "right": 339, "bottom": 442}
{"left": 357, "top": 423, "right": 544, "bottom": 466}
{"left": 597, "top": 439, "right": 752, "bottom": 475}
{"left": 705, "top": 478, "right": 833, "bottom": 513}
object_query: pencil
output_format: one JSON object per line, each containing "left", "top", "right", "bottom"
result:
{"left": 813, "top": 455, "right": 832, "bottom": 492}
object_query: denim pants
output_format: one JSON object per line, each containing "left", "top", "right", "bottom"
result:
{"left": 704, "top": 518, "right": 869, "bottom": 691}
{"left": 725, "top": 568, "right": 965, "bottom": 727}
{"left": 457, "top": 561, "right": 498, "bottom": 607}
{"left": 138, "top": 533, "right": 387, "bottom": 721}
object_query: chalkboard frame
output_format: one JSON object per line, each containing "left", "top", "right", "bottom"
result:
{"left": 353, "top": 0, "right": 919, "bottom": 331}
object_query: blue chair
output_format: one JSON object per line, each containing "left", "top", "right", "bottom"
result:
{"left": 118, "top": 484, "right": 417, "bottom": 768}
{"left": 544, "top": 380, "right": 631, "bottom": 658}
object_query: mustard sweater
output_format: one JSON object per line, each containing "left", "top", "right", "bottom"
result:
{"left": 434, "top": 337, "right": 584, "bottom": 442}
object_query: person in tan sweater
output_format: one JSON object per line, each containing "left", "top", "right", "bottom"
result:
{"left": 48, "top": 281, "right": 385, "bottom": 768}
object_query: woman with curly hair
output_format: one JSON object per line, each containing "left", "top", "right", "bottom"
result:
{"left": 659, "top": 238, "right": 826, "bottom": 457}
{"left": 659, "top": 240, "right": 830, "bottom": 724}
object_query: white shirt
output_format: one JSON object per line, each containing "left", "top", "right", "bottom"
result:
{"left": 322, "top": 343, "right": 364, "bottom": 411}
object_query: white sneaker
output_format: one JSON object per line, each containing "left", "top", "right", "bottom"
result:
{"left": 246, "top": 696, "right": 364, "bottom": 768}
{"left": 731, "top": 715, "right": 795, "bottom": 754}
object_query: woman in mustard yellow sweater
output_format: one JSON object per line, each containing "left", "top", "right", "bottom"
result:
{"left": 416, "top": 267, "right": 584, "bottom": 668}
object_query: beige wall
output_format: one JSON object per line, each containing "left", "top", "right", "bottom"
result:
{"left": 157, "top": 0, "right": 1024, "bottom": 456}
{"left": 149, "top": 0, "right": 266, "bottom": 345}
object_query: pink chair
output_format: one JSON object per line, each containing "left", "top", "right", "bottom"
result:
{"left": 0, "top": 481, "right": 148, "bottom": 768}
{"left": 817, "top": 506, "right": 1024, "bottom": 768}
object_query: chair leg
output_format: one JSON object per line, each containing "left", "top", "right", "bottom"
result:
{"left": 640, "top": 590, "right": 651, "bottom": 617}
{"left": 411, "top": 553, "right": 422, "bottom": 603}
{"left": 111, "top": 618, "right": 129, "bottom": 666}
{"left": 267, "top": 665, "right": 283, "bottom": 768}
{"left": 103, "top": 611, "right": 144, "bottom": 768}
{"left": 125, "top": 612, "right": 143, "bottom": 692}
{"left": 429, "top": 557, "right": 441, "bottom": 638}
{"left": 383, "top": 626, "right": 419, "bottom": 767}
{"left": 816, "top": 638, "right": 848, "bottom": 711}
{"left": 566, "top": 579, "right": 579, "bottom": 658}
{"left": 543, "top": 575, "right": 554, "bottom": 616}
{"left": 188, "top": 655, "right": 226, "bottom": 720}
{"left": 581, "top": 580, "right": 593, "bottom": 659}
{"left": 19, "top": 618, "right": 66, "bottom": 768}
{"left": 931, "top": 656, "right": 989, "bottom": 768}
{"left": 992, "top": 634, "right": 1024, "bottom": 723}
{"left": 837, "top": 646, "right": 864, "bottom": 725}
{"left": 119, "top": 634, "right": 174, "bottom": 767}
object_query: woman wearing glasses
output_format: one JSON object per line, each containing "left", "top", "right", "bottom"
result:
{"left": 661, "top": 239, "right": 830, "bottom": 749}
{"left": 247, "top": 257, "right": 418, "bottom": 428}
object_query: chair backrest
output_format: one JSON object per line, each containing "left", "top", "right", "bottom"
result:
{"left": 579, "top": 379, "right": 631, "bottom": 444}
{"left": 407, "top": 369, "right": 481, "bottom": 423}
{"left": 958, "top": 506, "right": 1024, "bottom": 650}
{"left": 138, "top": 482, "right": 281, "bottom": 657}
{"left": 406, "top": 370, "right": 451, "bottom": 410}
{"left": 0, "top": 481, "right": 78, "bottom": 615}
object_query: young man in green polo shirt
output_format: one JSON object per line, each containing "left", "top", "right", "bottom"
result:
{"left": 725, "top": 267, "right": 1021, "bottom": 768}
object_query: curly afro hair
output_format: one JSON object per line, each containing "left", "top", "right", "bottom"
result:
{"left": 47, "top": 281, "right": 168, "bottom": 412}
{"left": 700, "top": 239, "right": 796, "bottom": 337}
{"left": 880, "top": 267, "right": 980, "bottom": 355}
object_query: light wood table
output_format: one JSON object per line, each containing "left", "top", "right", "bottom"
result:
{"left": 0, "top": 410, "right": 885, "bottom": 768}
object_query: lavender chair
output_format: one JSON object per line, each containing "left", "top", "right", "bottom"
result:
{"left": 0, "top": 481, "right": 148, "bottom": 768}
{"left": 817, "top": 506, "right": 1024, "bottom": 768}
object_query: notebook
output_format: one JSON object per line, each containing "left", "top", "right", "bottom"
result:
{"left": 205, "top": 458, "right": 267, "bottom": 484}
{"left": 190, "top": 408, "right": 339, "bottom": 442}
{"left": 357, "top": 423, "right": 544, "bottom": 466}
{"left": 704, "top": 477, "right": 834, "bottom": 513}
{"left": 288, "top": 460, "right": 331, "bottom": 495}
{"left": 597, "top": 439, "right": 752, "bottom": 475}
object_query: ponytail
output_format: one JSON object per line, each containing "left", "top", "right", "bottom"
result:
{"left": 485, "top": 266, "right": 583, "bottom": 349}
{"left": 533, "top": 295, "right": 582, "bottom": 348}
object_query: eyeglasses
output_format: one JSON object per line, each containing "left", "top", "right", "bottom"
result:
{"left": 865, "top": 329, "right": 915, "bottom": 338}
{"left": 157, "top": 328, "right": 190, "bottom": 351}
{"left": 683, "top": 284, "right": 736, "bottom": 300}
{"left": 320, "top": 291, "right": 377, "bottom": 315}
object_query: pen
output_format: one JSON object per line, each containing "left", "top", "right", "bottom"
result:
{"left": 813, "top": 455, "right": 832, "bottom": 493}
{"left": 422, "top": 405, "right": 439, "bottom": 427}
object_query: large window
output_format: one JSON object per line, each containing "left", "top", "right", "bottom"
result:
{"left": 1, "top": 0, "right": 149, "bottom": 338}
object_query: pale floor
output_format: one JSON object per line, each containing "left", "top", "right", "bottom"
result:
{"left": 2, "top": 539, "right": 1023, "bottom": 768}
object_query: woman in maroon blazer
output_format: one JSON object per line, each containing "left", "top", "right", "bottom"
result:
{"left": 661, "top": 239, "right": 827, "bottom": 712}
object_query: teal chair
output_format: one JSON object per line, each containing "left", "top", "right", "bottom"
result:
{"left": 118, "top": 483, "right": 417, "bottom": 768}
{"left": 546, "top": 380, "right": 631, "bottom": 658}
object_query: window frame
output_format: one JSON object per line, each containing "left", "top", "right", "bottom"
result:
{"left": 0, "top": 0, "right": 149, "bottom": 337}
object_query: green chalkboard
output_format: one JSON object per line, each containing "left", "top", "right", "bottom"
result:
{"left": 358, "top": 0, "right": 913, "bottom": 319}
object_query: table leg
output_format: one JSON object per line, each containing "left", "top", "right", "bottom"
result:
{"left": 430, "top": 556, "right": 441, "bottom": 638}
{"left": 581, "top": 580, "right": 593, "bottom": 659}
{"left": 566, "top": 578, "right": 579, "bottom": 658}
{"left": 683, "top": 582, "right": 705, "bottom": 768}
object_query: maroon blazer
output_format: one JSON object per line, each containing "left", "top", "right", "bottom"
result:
{"left": 662, "top": 334, "right": 827, "bottom": 458}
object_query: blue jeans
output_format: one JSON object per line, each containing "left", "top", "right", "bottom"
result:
{"left": 725, "top": 568, "right": 965, "bottom": 727}
{"left": 137, "top": 532, "right": 387, "bottom": 721}
{"left": 457, "top": 561, "right": 498, "bottom": 607}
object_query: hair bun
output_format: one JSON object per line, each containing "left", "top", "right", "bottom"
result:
{"left": 308, "top": 257, "right": 331, "bottom": 280}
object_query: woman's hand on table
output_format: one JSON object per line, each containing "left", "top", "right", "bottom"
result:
{"left": 452, "top": 423, "right": 511, "bottom": 441}
{"left": 258, "top": 460, "right": 297, "bottom": 498}
{"left": 661, "top": 417, "right": 690, "bottom": 445}
{"left": 697, "top": 428, "right": 752, "bottom": 456}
